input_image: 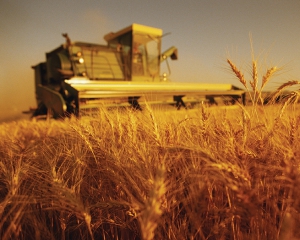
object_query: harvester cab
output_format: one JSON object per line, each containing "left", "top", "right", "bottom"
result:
{"left": 104, "top": 24, "right": 176, "bottom": 82}
{"left": 31, "top": 23, "right": 245, "bottom": 118}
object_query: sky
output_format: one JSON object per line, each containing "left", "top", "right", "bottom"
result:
{"left": 1, "top": 0, "right": 300, "bottom": 122}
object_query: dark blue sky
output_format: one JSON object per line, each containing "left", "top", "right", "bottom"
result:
{"left": 1, "top": 0, "right": 300, "bottom": 121}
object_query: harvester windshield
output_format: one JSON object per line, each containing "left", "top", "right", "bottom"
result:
{"left": 131, "top": 33, "right": 160, "bottom": 78}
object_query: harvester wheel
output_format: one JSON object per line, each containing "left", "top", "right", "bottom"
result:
{"left": 32, "top": 102, "right": 48, "bottom": 117}
{"left": 173, "top": 95, "right": 187, "bottom": 110}
{"left": 128, "top": 96, "right": 142, "bottom": 111}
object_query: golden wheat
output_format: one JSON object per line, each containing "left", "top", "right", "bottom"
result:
{"left": 268, "top": 80, "right": 300, "bottom": 104}
{"left": 261, "top": 66, "right": 277, "bottom": 90}
{"left": 0, "top": 108, "right": 297, "bottom": 238}
{"left": 227, "top": 59, "right": 247, "bottom": 88}
{"left": 250, "top": 60, "right": 258, "bottom": 92}
{"left": 1, "top": 74, "right": 300, "bottom": 239}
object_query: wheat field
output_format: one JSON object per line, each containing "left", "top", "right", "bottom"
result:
{"left": 1, "top": 60, "right": 300, "bottom": 239}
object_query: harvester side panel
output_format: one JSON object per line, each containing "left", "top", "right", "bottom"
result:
{"left": 32, "top": 63, "right": 48, "bottom": 105}
{"left": 69, "top": 44, "right": 125, "bottom": 80}
{"left": 37, "top": 85, "right": 67, "bottom": 117}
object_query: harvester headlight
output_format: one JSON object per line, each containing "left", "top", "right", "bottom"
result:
{"left": 162, "top": 73, "right": 167, "bottom": 81}
{"left": 72, "top": 52, "right": 84, "bottom": 63}
{"left": 78, "top": 57, "right": 84, "bottom": 64}
{"left": 73, "top": 57, "right": 84, "bottom": 64}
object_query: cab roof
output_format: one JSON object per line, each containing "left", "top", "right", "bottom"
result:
{"left": 104, "top": 23, "right": 163, "bottom": 42}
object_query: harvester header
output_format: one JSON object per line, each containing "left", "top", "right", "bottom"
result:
{"left": 30, "top": 23, "right": 245, "bottom": 118}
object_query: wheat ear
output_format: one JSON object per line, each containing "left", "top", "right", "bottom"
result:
{"left": 250, "top": 60, "right": 258, "bottom": 92}
{"left": 227, "top": 59, "right": 247, "bottom": 88}
{"left": 269, "top": 80, "right": 300, "bottom": 104}
{"left": 261, "top": 66, "right": 277, "bottom": 91}
{"left": 279, "top": 91, "right": 299, "bottom": 118}
{"left": 140, "top": 165, "right": 166, "bottom": 240}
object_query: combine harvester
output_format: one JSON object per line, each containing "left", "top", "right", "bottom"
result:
{"left": 31, "top": 23, "right": 245, "bottom": 118}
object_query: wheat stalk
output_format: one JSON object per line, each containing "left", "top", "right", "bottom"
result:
{"left": 289, "top": 116, "right": 296, "bottom": 145}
